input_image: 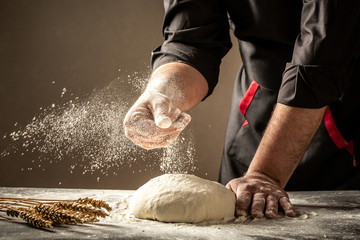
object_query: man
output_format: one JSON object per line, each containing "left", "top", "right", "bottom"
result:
{"left": 124, "top": 0, "right": 360, "bottom": 218}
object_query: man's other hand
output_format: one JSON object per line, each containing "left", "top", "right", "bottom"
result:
{"left": 226, "top": 172, "right": 296, "bottom": 219}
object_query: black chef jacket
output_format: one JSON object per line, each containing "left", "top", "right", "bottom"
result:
{"left": 151, "top": 0, "right": 360, "bottom": 190}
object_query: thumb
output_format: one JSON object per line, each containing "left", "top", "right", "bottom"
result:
{"left": 153, "top": 102, "right": 172, "bottom": 129}
{"left": 155, "top": 114, "right": 172, "bottom": 129}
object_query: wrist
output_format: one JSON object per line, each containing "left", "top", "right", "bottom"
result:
{"left": 245, "top": 171, "right": 282, "bottom": 188}
{"left": 149, "top": 62, "right": 208, "bottom": 111}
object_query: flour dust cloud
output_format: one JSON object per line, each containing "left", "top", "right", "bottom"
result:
{"left": 0, "top": 71, "right": 196, "bottom": 179}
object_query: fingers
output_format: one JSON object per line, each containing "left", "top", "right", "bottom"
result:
{"left": 265, "top": 195, "right": 278, "bottom": 218}
{"left": 129, "top": 112, "right": 189, "bottom": 139}
{"left": 155, "top": 116, "right": 172, "bottom": 129}
{"left": 279, "top": 197, "right": 296, "bottom": 217}
{"left": 134, "top": 131, "right": 182, "bottom": 149}
{"left": 154, "top": 107, "right": 181, "bottom": 129}
{"left": 251, "top": 193, "right": 265, "bottom": 218}
{"left": 123, "top": 90, "right": 191, "bottom": 149}
{"left": 235, "top": 192, "right": 277, "bottom": 219}
{"left": 174, "top": 112, "right": 191, "bottom": 129}
{"left": 235, "top": 191, "right": 252, "bottom": 217}
{"left": 227, "top": 176, "right": 296, "bottom": 220}
{"left": 150, "top": 92, "right": 172, "bottom": 129}
{"left": 124, "top": 109, "right": 190, "bottom": 149}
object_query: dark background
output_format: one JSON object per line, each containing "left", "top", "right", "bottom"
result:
{"left": 0, "top": 0, "right": 240, "bottom": 189}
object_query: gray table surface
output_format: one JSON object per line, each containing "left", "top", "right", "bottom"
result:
{"left": 0, "top": 187, "right": 359, "bottom": 240}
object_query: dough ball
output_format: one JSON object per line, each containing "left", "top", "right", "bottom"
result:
{"left": 129, "top": 174, "right": 235, "bottom": 223}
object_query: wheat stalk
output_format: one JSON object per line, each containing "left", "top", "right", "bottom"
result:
{"left": 6, "top": 207, "right": 53, "bottom": 228}
{"left": 0, "top": 197, "right": 111, "bottom": 229}
{"left": 76, "top": 197, "right": 112, "bottom": 211}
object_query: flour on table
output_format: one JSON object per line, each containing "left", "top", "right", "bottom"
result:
{"left": 129, "top": 174, "right": 236, "bottom": 223}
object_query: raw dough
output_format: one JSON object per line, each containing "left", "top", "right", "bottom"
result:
{"left": 129, "top": 174, "right": 235, "bottom": 223}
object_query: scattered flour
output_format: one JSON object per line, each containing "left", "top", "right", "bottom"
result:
{"left": 0, "top": 71, "right": 196, "bottom": 179}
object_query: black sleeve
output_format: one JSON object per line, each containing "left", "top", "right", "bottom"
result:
{"left": 151, "top": 0, "right": 232, "bottom": 98}
{"left": 277, "top": 0, "right": 360, "bottom": 108}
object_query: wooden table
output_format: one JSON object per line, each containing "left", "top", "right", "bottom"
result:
{"left": 0, "top": 187, "right": 359, "bottom": 239}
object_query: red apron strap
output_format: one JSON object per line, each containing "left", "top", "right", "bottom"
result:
{"left": 323, "top": 106, "right": 356, "bottom": 166}
{"left": 239, "top": 80, "right": 259, "bottom": 116}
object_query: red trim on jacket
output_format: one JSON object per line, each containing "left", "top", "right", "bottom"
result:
{"left": 239, "top": 80, "right": 259, "bottom": 116}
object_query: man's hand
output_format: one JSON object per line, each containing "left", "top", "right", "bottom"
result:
{"left": 226, "top": 173, "right": 295, "bottom": 219}
{"left": 123, "top": 62, "right": 208, "bottom": 149}
{"left": 226, "top": 104, "right": 326, "bottom": 219}
{"left": 123, "top": 90, "right": 191, "bottom": 149}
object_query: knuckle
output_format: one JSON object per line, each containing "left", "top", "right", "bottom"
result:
{"left": 267, "top": 207, "right": 277, "bottom": 212}
{"left": 124, "top": 128, "right": 132, "bottom": 137}
{"left": 164, "top": 136, "right": 175, "bottom": 144}
{"left": 236, "top": 197, "right": 250, "bottom": 205}
{"left": 275, "top": 190, "right": 284, "bottom": 195}
{"left": 123, "top": 116, "right": 131, "bottom": 126}
{"left": 243, "top": 185, "right": 255, "bottom": 193}
{"left": 238, "top": 191, "right": 252, "bottom": 200}
{"left": 267, "top": 195, "right": 277, "bottom": 201}
{"left": 236, "top": 193, "right": 252, "bottom": 207}
{"left": 251, "top": 207, "right": 263, "bottom": 212}
{"left": 253, "top": 192, "right": 266, "bottom": 198}
{"left": 253, "top": 197, "right": 266, "bottom": 203}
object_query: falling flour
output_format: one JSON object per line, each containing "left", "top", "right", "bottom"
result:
{"left": 0, "top": 71, "right": 196, "bottom": 178}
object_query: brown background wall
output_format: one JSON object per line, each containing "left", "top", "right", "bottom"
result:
{"left": 0, "top": 0, "right": 241, "bottom": 189}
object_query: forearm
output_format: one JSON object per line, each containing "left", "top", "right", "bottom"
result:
{"left": 147, "top": 62, "right": 209, "bottom": 112}
{"left": 247, "top": 103, "right": 327, "bottom": 188}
